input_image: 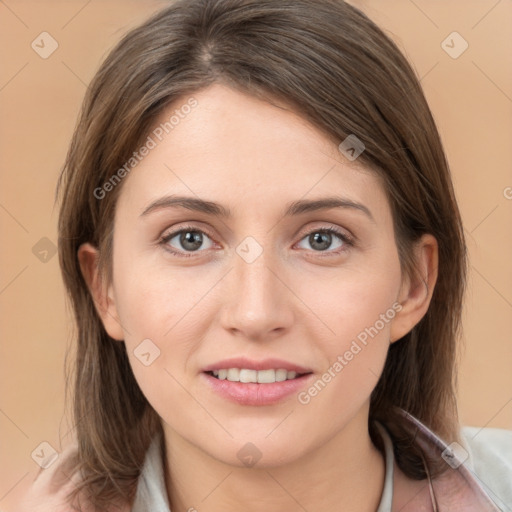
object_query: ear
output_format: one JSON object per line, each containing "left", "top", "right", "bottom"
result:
{"left": 77, "top": 242, "right": 124, "bottom": 341}
{"left": 390, "top": 234, "right": 438, "bottom": 343}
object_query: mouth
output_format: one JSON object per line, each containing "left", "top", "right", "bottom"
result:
{"left": 205, "top": 368, "right": 312, "bottom": 383}
{"left": 201, "top": 357, "right": 314, "bottom": 405}
{"left": 202, "top": 364, "right": 314, "bottom": 405}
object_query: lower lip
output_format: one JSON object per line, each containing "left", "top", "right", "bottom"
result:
{"left": 201, "top": 372, "right": 314, "bottom": 406}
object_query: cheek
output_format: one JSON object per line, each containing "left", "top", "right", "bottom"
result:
{"left": 113, "top": 252, "right": 208, "bottom": 342}
{"left": 303, "top": 257, "right": 401, "bottom": 345}
{"left": 115, "top": 269, "right": 201, "bottom": 424}
{"left": 296, "top": 258, "right": 401, "bottom": 403}
{"left": 111, "top": 259, "right": 215, "bottom": 400}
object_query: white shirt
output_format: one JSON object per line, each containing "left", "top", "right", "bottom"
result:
{"left": 131, "top": 419, "right": 512, "bottom": 511}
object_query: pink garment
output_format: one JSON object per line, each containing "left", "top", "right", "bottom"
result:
{"left": 393, "top": 409, "right": 506, "bottom": 511}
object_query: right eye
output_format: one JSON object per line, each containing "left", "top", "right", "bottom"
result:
{"left": 159, "top": 225, "right": 216, "bottom": 257}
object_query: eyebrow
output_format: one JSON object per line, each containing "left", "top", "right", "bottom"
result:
{"left": 140, "top": 194, "right": 375, "bottom": 222}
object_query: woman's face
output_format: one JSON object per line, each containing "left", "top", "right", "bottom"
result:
{"left": 83, "top": 83, "right": 434, "bottom": 468}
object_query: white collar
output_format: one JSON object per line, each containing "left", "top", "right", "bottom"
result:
{"left": 132, "top": 425, "right": 395, "bottom": 512}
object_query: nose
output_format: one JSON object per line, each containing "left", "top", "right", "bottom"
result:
{"left": 219, "top": 242, "right": 295, "bottom": 342}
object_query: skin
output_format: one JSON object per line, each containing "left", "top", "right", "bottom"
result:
{"left": 79, "top": 83, "right": 438, "bottom": 511}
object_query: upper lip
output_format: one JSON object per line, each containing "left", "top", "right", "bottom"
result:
{"left": 202, "top": 357, "right": 313, "bottom": 374}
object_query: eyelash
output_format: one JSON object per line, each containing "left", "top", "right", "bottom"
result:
{"left": 158, "top": 224, "right": 354, "bottom": 259}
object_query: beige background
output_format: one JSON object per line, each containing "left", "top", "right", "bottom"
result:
{"left": 1, "top": 0, "right": 511, "bottom": 507}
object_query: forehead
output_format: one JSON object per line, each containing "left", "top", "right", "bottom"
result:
{"left": 116, "top": 83, "right": 390, "bottom": 221}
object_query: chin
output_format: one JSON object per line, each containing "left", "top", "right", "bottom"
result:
{"left": 200, "top": 435, "right": 310, "bottom": 470}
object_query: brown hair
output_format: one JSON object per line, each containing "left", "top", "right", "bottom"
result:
{"left": 57, "top": 0, "right": 467, "bottom": 508}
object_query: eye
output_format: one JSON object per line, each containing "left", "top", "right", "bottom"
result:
{"left": 296, "top": 227, "right": 353, "bottom": 254}
{"left": 159, "top": 224, "right": 354, "bottom": 258}
{"left": 159, "top": 225, "right": 215, "bottom": 257}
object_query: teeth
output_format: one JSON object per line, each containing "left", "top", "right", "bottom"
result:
{"left": 257, "top": 369, "right": 275, "bottom": 383}
{"left": 239, "top": 369, "right": 258, "bottom": 383}
{"left": 210, "top": 368, "right": 303, "bottom": 383}
{"left": 275, "top": 369, "right": 288, "bottom": 382}
{"left": 227, "top": 368, "right": 240, "bottom": 381}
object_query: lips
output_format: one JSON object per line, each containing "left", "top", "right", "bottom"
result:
{"left": 201, "top": 357, "right": 314, "bottom": 405}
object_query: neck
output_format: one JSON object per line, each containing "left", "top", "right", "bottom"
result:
{"left": 163, "top": 405, "right": 386, "bottom": 512}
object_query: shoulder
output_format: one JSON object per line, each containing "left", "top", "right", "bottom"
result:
{"left": 9, "top": 440, "right": 82, "bottom": 512}
{"left": 459, "top": 425, "right": 512, "bottom": 508}
{"left": 11, "top": 440, "right": 130, "bottom": 512}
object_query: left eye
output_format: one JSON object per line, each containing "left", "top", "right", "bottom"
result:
{"left": 296, "top": 228, "right": 348, "bottom": 252}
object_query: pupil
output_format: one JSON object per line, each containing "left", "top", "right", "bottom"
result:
{"left": 310, "top": 232, "right": 331, "bottom": 251}
{"left": 181, "top": 231, "right": 202, "bottom": 251}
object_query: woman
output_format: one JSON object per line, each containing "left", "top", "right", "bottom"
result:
{"left": 18, "top": 0, "right": 512, "bottom": 510}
